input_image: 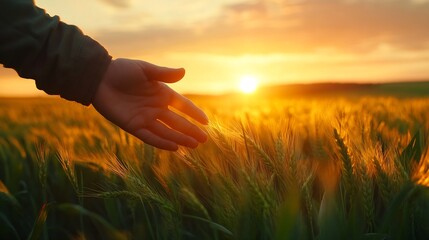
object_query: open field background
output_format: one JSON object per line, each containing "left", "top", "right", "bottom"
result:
{"left": 1, "top": 83, "right": 429, "bottom": 239}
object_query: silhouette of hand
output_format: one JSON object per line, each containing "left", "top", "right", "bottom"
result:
{"left": 93, "top": 58, "right": 209, "bottom": 151}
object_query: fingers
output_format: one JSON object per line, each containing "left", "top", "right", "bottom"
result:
{"left": 150, "top": 121, "right": 199, "bottom": 148}
{"left": 128, "top": 113, "right": 202, "bottom": 150}
{"left": 160, "top": 111, "right": 208, "bottom": 143}
{"left": 170, "top": 91, "right": 209, "bottom": 125}
{"left": 133, "top": 129, "right": 179, "bottom": 151}
{"left": 137, "top": 61, "right": 209, "bottom": 125}
{"left": 139, "top": 61, "right": 185, "bottom": 83}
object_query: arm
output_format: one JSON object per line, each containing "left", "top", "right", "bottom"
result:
{"left": 0, "top": 0, "right": 111, "bottom": 105}
{"left": 0, "top": 0, "right": 208, "bottom": 150}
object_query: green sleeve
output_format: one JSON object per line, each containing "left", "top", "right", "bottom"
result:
{"left": 0, "top": 0, "right": 112, "bottom": 106}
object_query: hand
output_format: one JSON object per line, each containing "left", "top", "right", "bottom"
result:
{"left": 92, "top": 58, "right": 209, "bottom": 151}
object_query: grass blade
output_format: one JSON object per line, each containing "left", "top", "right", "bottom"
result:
{"left": 27, "top": 203, "right": 49, "bottom": 240}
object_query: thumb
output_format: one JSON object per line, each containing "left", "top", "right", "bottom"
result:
{"left": 142, "top": 62, "right": 185, "bottom": 83}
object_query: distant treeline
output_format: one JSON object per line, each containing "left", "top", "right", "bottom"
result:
{"left": 186, "top": 81, "right": 429, "bottom": 99}
{"left": 257, "top": 81, "right": 429, "bottom": 98}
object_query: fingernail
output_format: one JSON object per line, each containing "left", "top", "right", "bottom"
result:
{"left": 202, "top": 114, "right": 209, "bottom": 125}
{"left": 189, "top": 138, "right": 199, "bottom": 148}
{"left": 170, "top": 144, "right": 179, "bottom": 151}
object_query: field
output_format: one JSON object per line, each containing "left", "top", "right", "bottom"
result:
{"left": 1, "top": 88, "right": 429, "bottom": 239}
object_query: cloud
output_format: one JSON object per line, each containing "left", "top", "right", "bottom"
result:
{"left": 289, "top": 0, "right": 429, "bottom": 51}
{"left": 224, "top": 1, "right": 268, "bottom": 26}
{"left": 97, "top": 0, "right": 131, "bottom": 8}
{"left": 94, "top": 0, "right": 429, "bottom": 57}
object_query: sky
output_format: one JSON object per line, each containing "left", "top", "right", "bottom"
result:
{"left": 1, "top": 0, "right": 429, "bottom": 96}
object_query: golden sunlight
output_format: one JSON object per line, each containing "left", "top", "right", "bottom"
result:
{"left": 238, "top": 75, "right": 258, "bottom": 94}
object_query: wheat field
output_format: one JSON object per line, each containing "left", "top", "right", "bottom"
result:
{"left": 1, "top": 96, "right": 429, "bottom": 240}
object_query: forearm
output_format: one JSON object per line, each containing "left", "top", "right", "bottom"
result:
{"left": 0, "top": 0, "right": 111, "bottom": 105}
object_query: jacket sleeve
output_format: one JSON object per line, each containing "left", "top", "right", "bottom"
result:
{"left": 0, "top": 0, "right": 112, "bottom": 106}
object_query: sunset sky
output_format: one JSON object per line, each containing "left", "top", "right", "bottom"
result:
{"left": 1, "top": 0, "right": 429, "bottom": 96}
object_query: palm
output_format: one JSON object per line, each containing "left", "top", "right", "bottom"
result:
{"left": 93, "top": 59, "right": 208, "bottom": 151}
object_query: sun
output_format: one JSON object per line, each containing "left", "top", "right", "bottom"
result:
{"left": 238, "top": 75, "right": 259, "bottom": 94}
